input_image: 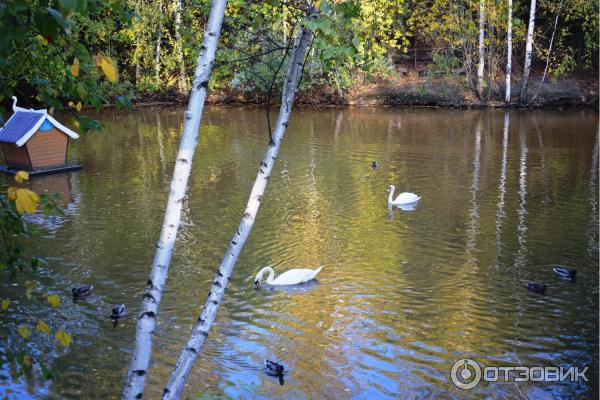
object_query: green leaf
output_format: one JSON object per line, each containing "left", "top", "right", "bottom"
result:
{"left": 58, "top": 0, "right": 77, "bottom": 14}
{"left": 47, "top": 8, "right": 65, "bottom": 28}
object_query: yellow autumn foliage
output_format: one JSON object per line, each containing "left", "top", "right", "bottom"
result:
{"left": 95, "top": 55, "right": 119, "bottom": 83}
{"left": 36, "top": 320, "right": 51, "bottom": 336}
{"left": 47, "top": 294, "right": 61, "bottom": 308}
{"left": 18, "top": 326, "right": 30, "bottom": 339}
{"left": 14, "top": 171, "right": 29, "bottom": 183}
{"left": 55, "top": 330, "right": 71, "bottom": 347}
{"left": 14, "top": 188, "right": 40, "bottom": 214}
{"left": 70, "top": 57, "right": 80, "bottom": 77}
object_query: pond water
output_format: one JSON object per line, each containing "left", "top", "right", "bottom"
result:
{"left": 0, "top": 107, "right": 598, "bottom": 399}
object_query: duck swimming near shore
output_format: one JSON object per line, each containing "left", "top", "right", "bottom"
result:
{"left": 553, "top": 266, "right": 576, "bottom": 279}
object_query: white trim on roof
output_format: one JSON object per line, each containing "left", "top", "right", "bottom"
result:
{"left": 14, "top": 114, "right": 79, "bottom": 147}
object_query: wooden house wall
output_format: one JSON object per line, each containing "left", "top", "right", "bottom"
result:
{"left": 1, "top": 142, "right": 31, "bottom": 169}
{"left": 25, "top": 128, "right": 68, "bottom": 168}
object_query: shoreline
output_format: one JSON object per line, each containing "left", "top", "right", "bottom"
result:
{"left": 129, "top": 75, "right": 598, "bottom": 110}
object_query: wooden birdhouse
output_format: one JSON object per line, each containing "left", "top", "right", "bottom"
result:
{"left": 0, "top": 97, "right": 80, "bottom": 174}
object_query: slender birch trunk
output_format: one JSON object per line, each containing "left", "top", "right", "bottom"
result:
{"left": 174, "top": 0, "right": 188, "bottom": 92}
{"left": 155, "top": 0, "right": 164, "bottom": 83}
{"left": 531, "top": 0, "right": 563, "bottom": 102}
{"left": 505, "top": 0, "right": 512, "bottom": 103}
{"left": 477, "top": 0, "right": 486, "bottom": 99}
{"left": 161, "top": 21, "right": 316, "bottom": 400}
{"left": 519, "top": 0, "right": 537, "bottom": 103}
{"left": 121, "top": 1, "right": 228, "bottom": 398}
{"left": 135, "top": 0, "right": 141, "bottom": 84}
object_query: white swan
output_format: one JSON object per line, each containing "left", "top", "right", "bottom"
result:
{"left": 388, "top": 185, "right": 421, "bottom": 205}
{"left": 254, "top": 265, "right": 322, "bottom": 286}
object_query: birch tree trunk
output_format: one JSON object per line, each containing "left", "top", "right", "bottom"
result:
{"left": 174, "top": 0, "right": 188, "bottom": 92}
{"left": 161, "top": 22, "right": 316, "bottom": 400}
{"left": 519, "top": 0, "right": 537, "bottom": 103}
{"left": 155, "top": 0, "right": 164, "bottom": 83}
{"left": 505, "top": 0, "right": 512, "bottom": 103}
{"left": 135, "top": 0, "right": 141, "bottom": 84}
{"left": 477, "top": 0, "right": 486, "bottom": 99}
{"left": 121, "top": 1, "right": 228, "bottom": 398}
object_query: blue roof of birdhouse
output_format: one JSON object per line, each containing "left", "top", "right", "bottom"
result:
{"left": 0, "top": 97, "right": 79, "bottom": 147}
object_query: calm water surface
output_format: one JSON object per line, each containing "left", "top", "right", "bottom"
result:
{"left": 0, "top": 107, "right": 598, "bottom": 399}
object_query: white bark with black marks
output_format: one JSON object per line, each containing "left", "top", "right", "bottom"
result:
{"left": 520, "top": 0, "right": 537, "bottom": 103}
{"left": 477, "top": 0, "right": 486, "bottom": 99}
{"left": 161, "top": 23, "right": 316, "bottom": 400}
{"left": 121, "top": 1, "right": 228, "bottom": 399}
{"left": 505, "top": 0, "right": 513, "bottom": 103}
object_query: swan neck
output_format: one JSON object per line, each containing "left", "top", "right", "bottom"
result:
{"left": 264, "top": 266, "right": 275, "bottom": 284}
{"left": 388, "top": 186, "right": 395, "bottom": 204}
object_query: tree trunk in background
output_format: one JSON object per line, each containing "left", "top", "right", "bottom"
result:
{"left": 505, "top": 0, "right": 512, "bottom": 103}
{"left": 519, "top": 0, "right": 537, "bottom": 103}
{"left": 174, "top": 0, "right": 188, "bottom": 92}
{"left": 161, "top": 21, "right": 316, "bottom": 400}
{"left": 531, "top": 0, "right": 563, "bottom": 102}
{"left": 121, "top": 1, "right": 228, "bottom": 399}
{"left": 135, "top": 0, "right": 141, "bottom": 83}
{"left": 155, "top": 0, "right": 164, "bottom": 83}
{"left": 477, "top": 0, "right": 485, "bottom": 99}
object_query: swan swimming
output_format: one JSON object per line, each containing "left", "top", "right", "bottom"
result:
{"left": 388, "top": 185, "right": 421, "bottom": 205}
{"left": 254, "top": 265, "right": 322, "bottom": 286}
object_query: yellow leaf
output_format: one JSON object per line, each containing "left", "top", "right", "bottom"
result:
{"left": 14, "top": 171, "right": 29, "bottom": 183}
{"left": 70, "top": 57, "right": 80, "bottom": 77}
{"left": 68, "top": 101, "right": 75, "bottom": 108}
{"left": 98, "top": 55, "right": 119, "bottom": 83}
{"left": 49, "top": 107, "right": 55, "bottom": 115}
{"left": 92, "top": 55, "right": 102, "bottom": 67}
{"left": 18, "top": 326, "right": 30, "bottom": 339}
{"left": 36, "top": 35, "right": 48, "bottom": 46}
{"left": 36, "top": 320, "right": 51, "bottom": 336}
{"left": 15, "top": 188, "right": 40, "bottom": 214}
{"left": 55, "top": 331, "right": 71, "bottom": 347}
{"left": 7, "top": 187, "right": 17, "bottom": 201}
{"left": 1, "top": 299, "right": 10, "bottom": 310}
{"left": 73, "top": 120, "right": 81, "bottom": 129}
{"left": 47, "top": 294, "right": 61, "bottom": 308}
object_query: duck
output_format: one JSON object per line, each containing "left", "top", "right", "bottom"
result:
{"left": 111, "top": 304, "right": 126, "bottom": 320}
{"left": 254, "top": 265, "right": 322, "bottom": 286}
{"left": 527, "top": 282, "right": 547, "bottom": 294}
{"left": 265, "top": 360, "right": 285, "bottom": 376}
{"left": 372, "top": 161, "right": 380, "bottom": 169}
{"left": 72, "top": 284, "right": 93, "bottom": 298}
{"left": 553, "top": 266, "right": 576, "bottom": 279}
{"left": 388, "top": 185, "right": 421, "bottom": 205}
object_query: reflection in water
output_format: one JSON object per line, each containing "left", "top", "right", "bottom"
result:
{"left": 515, "top": 116, "right": 529, "bottom": 268}
{"left": 466, "top": 118, "right": 482, "bottom": 257}
{"left": 495, "top": 113, "right": 510, "bottom": 256}
{"left": 589, "top": 128, "right": 599, "bottom": 261}
{"left": 0, "top": 108, "right": 597, "bottom": 400}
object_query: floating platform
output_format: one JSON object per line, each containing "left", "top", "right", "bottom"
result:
{"left": 0, "top": 163, "right": 82, "bottom": 176}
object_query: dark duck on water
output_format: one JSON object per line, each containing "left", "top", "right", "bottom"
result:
{"left": 265, "top": 360, "right": 285, "bottom": 376}
{"left": 111, "top": 304, "right": 126, "bottom": 320}
{"left": 72, "top": 284, "right": 93, "bottom": 299}
{"left": 527, "top": 282, "right": 547, "bottom": 295}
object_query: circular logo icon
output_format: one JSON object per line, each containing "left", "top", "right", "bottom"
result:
{"left": 450, "top": 358, "right": 482, "bottom": 389}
